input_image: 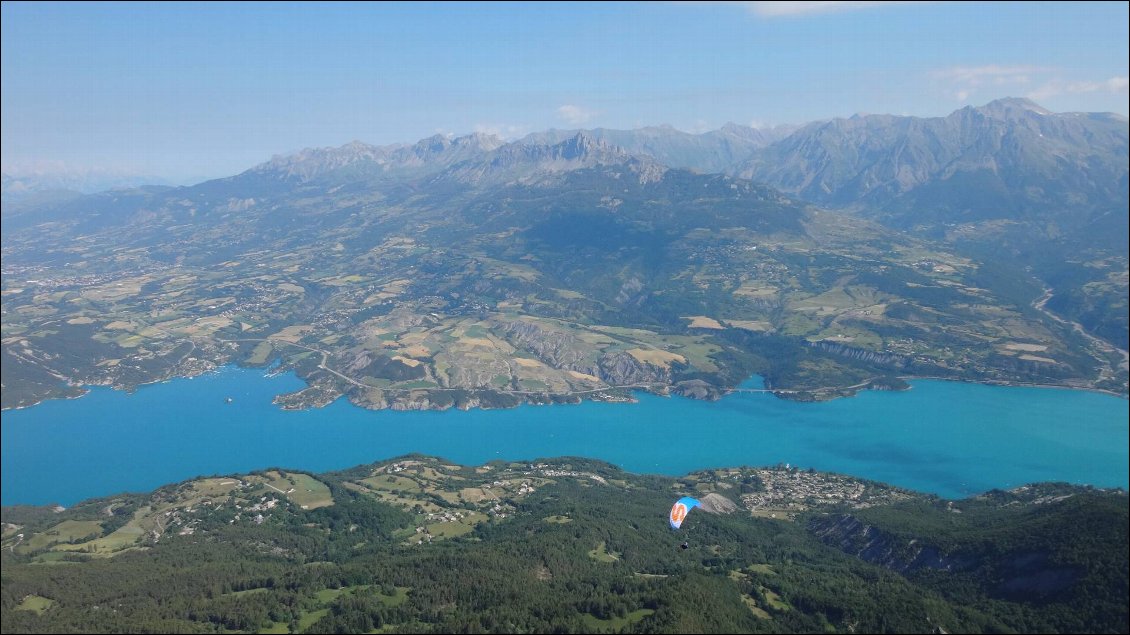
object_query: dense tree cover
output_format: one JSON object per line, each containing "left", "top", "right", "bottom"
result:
{"left": 3, "top": 463, "right": 1126, "bottom": 634}
{"left": 815, "top": 486, "right": 1130, "bottom": 633}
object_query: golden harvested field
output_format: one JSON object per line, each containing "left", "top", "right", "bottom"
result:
{"left": 626, "top": 348, "right": 685, "bottom": 368}
{"left": 567, "top": 370, "right": 602, "bottom": 382}
{"left": 268, "top": 324, "right": 314, "bottom": 343}
{"left": 400, "top": 344, "right": 430, "bottom": 358}
{"left": 724, "top": 319, "right": 773, "bottom": 332}
{"left": 1005, "top": 343, "right": 1048, "bottom": 352}
{"left": 684, "top": 316, "right": 724, "bottom": 329}
{"left": 1019, "top": 354, "right": 1057, "bottom": 364}
{"left": 734, "top": 283, "right": 778, "bottom": 298}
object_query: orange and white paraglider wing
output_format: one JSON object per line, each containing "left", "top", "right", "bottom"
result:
{"left": 669, "top": 496, "right": 702, "bottom": 530}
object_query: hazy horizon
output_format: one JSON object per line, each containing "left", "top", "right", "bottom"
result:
{"left": 3, "top": 1, "right": 1127, "bottom": 183}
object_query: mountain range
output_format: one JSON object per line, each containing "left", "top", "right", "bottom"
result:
{"left": 0, "top": 167, "right": 183, "bottom": 201}
{"left": 1, "top": 98, "right": 1126, "bottom": 412}
{"left": 533, "top": 99, "right": 1128, "bottom": 351}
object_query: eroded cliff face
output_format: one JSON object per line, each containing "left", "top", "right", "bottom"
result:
{"left": 497, "top": 321, "right": 592, "bottom": 370}
{"left": 808, "top": 341, "right": 908, "bottom": 368}
{"left": 497, "top": 320, "right": 674, "bottom": 386}
{"left": 809, "top": 514, "right": 979, "bottom": 573}
{"left": 808, "top": 513, "right": 1082, "bottom": 599}
{"left": 596, "top": 351, "right": 671, "bottom": 386}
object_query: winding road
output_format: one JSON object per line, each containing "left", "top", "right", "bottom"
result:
{"left": 1032, "top": 288, "right": 1128, "bottom": 374}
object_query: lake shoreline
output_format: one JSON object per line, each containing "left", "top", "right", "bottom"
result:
{"left": 7, "top": 452, "right": 1128, "bottom": 514}
{"left": 4, "top": 368, "right": 1126, "bottom": 507}
{"left": 894, "top": 374, "right": 1130, "bottom": 401}
{"left": 4, "top": 365, "right": 1126, "bottom": 415}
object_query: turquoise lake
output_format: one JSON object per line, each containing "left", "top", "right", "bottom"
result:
{"left": 2, "top": 367, "right": 1127, "bottom": 506}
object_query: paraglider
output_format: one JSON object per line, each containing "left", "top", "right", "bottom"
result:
{"left": 669, "top": 496, "right": 703, "bottom": 530}
{"left": 669, "top": 494, "right": 737, "bottom": 549}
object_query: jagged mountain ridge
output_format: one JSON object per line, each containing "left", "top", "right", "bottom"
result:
{"left": 7, "top": 98, "right": 1124, "bottom": 214}
{"left": 735, "top": 98, "right": 1128, "bottom": 224}
{"left": 0, "top": 132, "right": 640, "bottom": 232}
{"left": 234, "top": 97, "right": 1129, "bottom": 252}
{"left": 246, "top": 131, "right": 657, "bottom": 180}
{"left": 248, "top": 132, "right": 507, "bottom": 182}
{"left": 520, "top": 122, "right": 796, "bottom": 173}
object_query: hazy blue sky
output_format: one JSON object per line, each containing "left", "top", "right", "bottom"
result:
{"left": 3, "top": 1, "right": 1127, "bottom": 181}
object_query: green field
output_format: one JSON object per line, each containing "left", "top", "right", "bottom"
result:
{"left": 26, "top": 552, "right": 81, "bottom": 565}
{"left": 519, "top": 378, "right": 549, "bottom": 391}
{"left": 247, "top": 341, "right": 273, "bottom": 364}
{"left": 587, "top": 541, "right": 619, "bottom": 563}
{"left": 296, "top": 608, "right": 329, "bottom": 631}
{"left": 53, "top": 518, "right": 145, "bottom": 556}
{"left": 19, "top": 520, "right": 102, "bottom": 553}
{"left": 259, "top": 471, "right": 333, "bottom": 510}
{"left": 287, "top": 473, "right": 334, "bottom": 510}
{"left": 314, "top": 584, "right": 409, "bottom": 607}
{"left": 290, "top": 585, "right": 411, "bottom": 631}
{"left": 760, "top": 585, "right": 790, "bottom": 610}
{"left": 378, "top": 586, "right": 411, "bottom": 607}
{"left": 15, "top": 595, "right": 55, "bottom": 615}
{"left": 360, "top": 474, "right": 423, "bottom": 493}
{"left": 742, "top": 596, "right": 772, "bottom": 619}
{"left": 580, "top": 609, "right": 655, "bottom": 631}
{"left": 225, "top": 587, "right": 270, "bottom": 598}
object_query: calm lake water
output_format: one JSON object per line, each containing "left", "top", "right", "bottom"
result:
{"left": 2, "top": 368, "right": 1126, "bottom": 506}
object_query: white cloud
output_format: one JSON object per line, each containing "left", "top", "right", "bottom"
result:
{"left": 557, "top": 104, "right": 597, "bottom": 126}
{"left": 676, "top": 1, "right": 930, "bottom": 17}
{"left": 1106, "top": 77, "right": 1130, "bottom": 92}
{"left": 933, "top": 64, "right": 1050, "bottom": 86}
{"left": 933, "top": 64, "right": 1129, "bottom": 106}
{"left": 472, "top": 123, "right": 531, "bottom": 140}
{"left": 932, "top": 65, "right": 1054, "bottom": 102}
{"left": 1027, "top": 76, "right": 1130, "bottom": 101}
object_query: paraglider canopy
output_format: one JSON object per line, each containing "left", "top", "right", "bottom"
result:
{"left": 669, "top": 496, "right": 703, "bottom": 530}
